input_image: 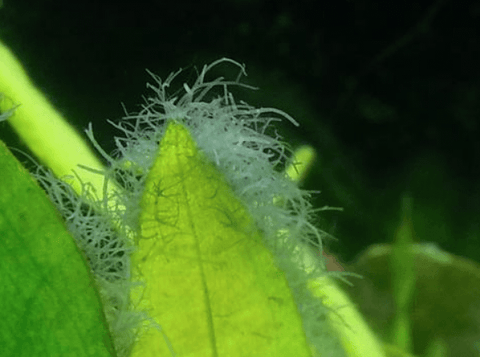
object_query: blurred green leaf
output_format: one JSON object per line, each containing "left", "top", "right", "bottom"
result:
{"left": 390, "top": 195, "right": 415, "bottom": 352}
{"left": 0, "top": 141, "right": 115, "bottom": 357}
{"left": 347, "top": 243, "right": 480, "bottom": 357}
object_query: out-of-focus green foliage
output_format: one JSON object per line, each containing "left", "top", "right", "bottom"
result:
{"left": 346, "top": 243, "right": 480, "bottom": 357}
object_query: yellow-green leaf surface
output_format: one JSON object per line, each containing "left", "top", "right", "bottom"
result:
{"left": 0, "top": 141, "right": 115, "bottom": 357}
{"left": 130, "top": 121, "right": 312, "bottom": 357}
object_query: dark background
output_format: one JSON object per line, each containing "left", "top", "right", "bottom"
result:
{"left": 1, "top": 0, "right": 479, "bottom": 264}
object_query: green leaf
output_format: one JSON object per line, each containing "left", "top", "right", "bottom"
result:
{"left": 0, "top": 141, "right": 115, "bottom": 357}
{"left": 348, "top": 243, "right": 480, "bottom": 357}
{"left": 130, "top": 121, "right": 313, "bottom": 357}
{"left": 390, "top": 195, "right": 415, "bottom": 352}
